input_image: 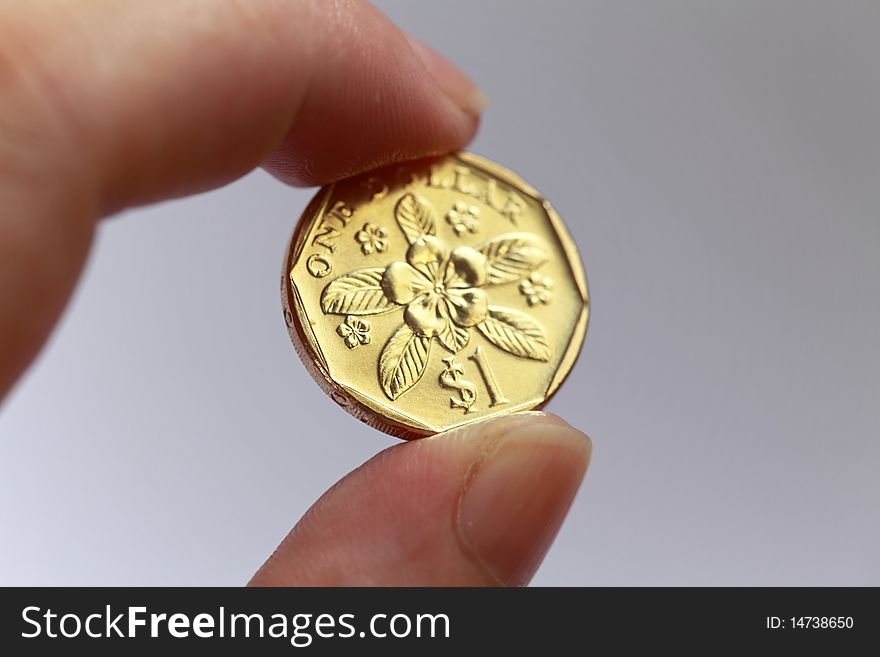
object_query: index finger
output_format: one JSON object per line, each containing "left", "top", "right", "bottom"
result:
{"left": 0, "top": 0, "right": 484, "bottom": 398}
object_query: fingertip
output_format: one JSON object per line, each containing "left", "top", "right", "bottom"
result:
{"left": 249, "top": 413, "right": 590, "bottom": 586}
{"left": 260, "top": 4, "right": 483, "bottom": 186}
{"left": 430, "top": 411, "right": 575, "bottom": 442}
{"left": 404, "top": 34, "right": 488, "bottom": 117}
{"left": 456, "top": 418, "right": 590, "bottom": 586}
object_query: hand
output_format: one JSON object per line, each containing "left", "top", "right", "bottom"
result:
{"left": 0, "top": 0, "right": 591, "bottom": 586}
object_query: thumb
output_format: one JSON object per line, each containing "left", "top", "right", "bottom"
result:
{"left": 249, "top": 413, "right": 591, "bottom": 586}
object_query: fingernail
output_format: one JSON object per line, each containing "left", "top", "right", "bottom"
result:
{"left": 406, "top": 35, "right": 487, "bottom": 116}
{"left": 458, "top": 422, "right": 591, "bottom": 586}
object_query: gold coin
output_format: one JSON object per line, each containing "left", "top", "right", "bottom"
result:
{"left": 282, "top": 152, "right": 589, "bottom": 439}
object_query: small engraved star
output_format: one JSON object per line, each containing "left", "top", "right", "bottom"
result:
{"left": 336, "top": 316, "right": 371, "bottom": 349}
{"left": 519, "top": 272, "right": 553, "bottom": 306}
{"left": 354, "top": 223, "right": 388, "bottom": 255}
{"left": 445, "top": 201, "right": 480, "bottom": 236}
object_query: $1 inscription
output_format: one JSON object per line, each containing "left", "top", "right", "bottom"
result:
{"left": 439, "top": 347, "right": 509, "bottom": 413}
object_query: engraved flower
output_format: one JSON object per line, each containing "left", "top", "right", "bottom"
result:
{"left": 320, "top": 192, "right": 553, "bottom": 401}
{"left": 336, "top": 315, "right": 371, "bottom": 349}
{"left": 445, "top": 201, "right": 480, "bottom": 236}
{"left": 380, "top": 236, "right": 488, "bottom": 352}
{"left": 519, "top": 272, "right": 553, "bottom": 306}
{"left": 354, "top": 222, "right": 388, "bottom": 255}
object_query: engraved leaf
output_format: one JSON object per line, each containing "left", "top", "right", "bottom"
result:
{"left": 379, "top": 323, "right": 432, "bottom": 400}
{"left": 321, "top": 268, "right": 396, "bottom": 315}
{"left": 476, "top": 306, "right": 550, "bottom": 361}
{"left": 436, "top": 318, "right": 469, "bottom": 354}
{"left": 478, "top": 233, "right": 549, "bottom": 285}
{"left": 395, "top": 193, "right": 436, "bottom": 244}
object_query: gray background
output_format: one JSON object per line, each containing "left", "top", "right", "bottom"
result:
{"left": 1, "top": 1, "right": 878, "bottom": 585}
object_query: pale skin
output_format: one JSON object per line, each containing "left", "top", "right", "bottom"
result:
{"left": 0, "top": 0, "right": 591, "bottom": 586}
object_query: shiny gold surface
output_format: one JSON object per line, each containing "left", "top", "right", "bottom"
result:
{"left": 282, "top": 152, "right": 589, "bottom": 439}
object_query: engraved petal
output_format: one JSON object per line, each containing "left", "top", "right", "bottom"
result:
{"left": 351, "top": 317, "right": 370, "bottom": 333}
{"left": 446, "top": 246, "right": 487, "bottom": 288}
{"left": 444, "top": 287, "right": 489, "bottom": 328}
{"left": 381, "top": 262, "right": 430, "bottom": 305}
{"left": 404, "top": 292, "right": 444, "bottom": 337}
{"left": 406, "top": 235, "right": 448, "bottom": 283}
